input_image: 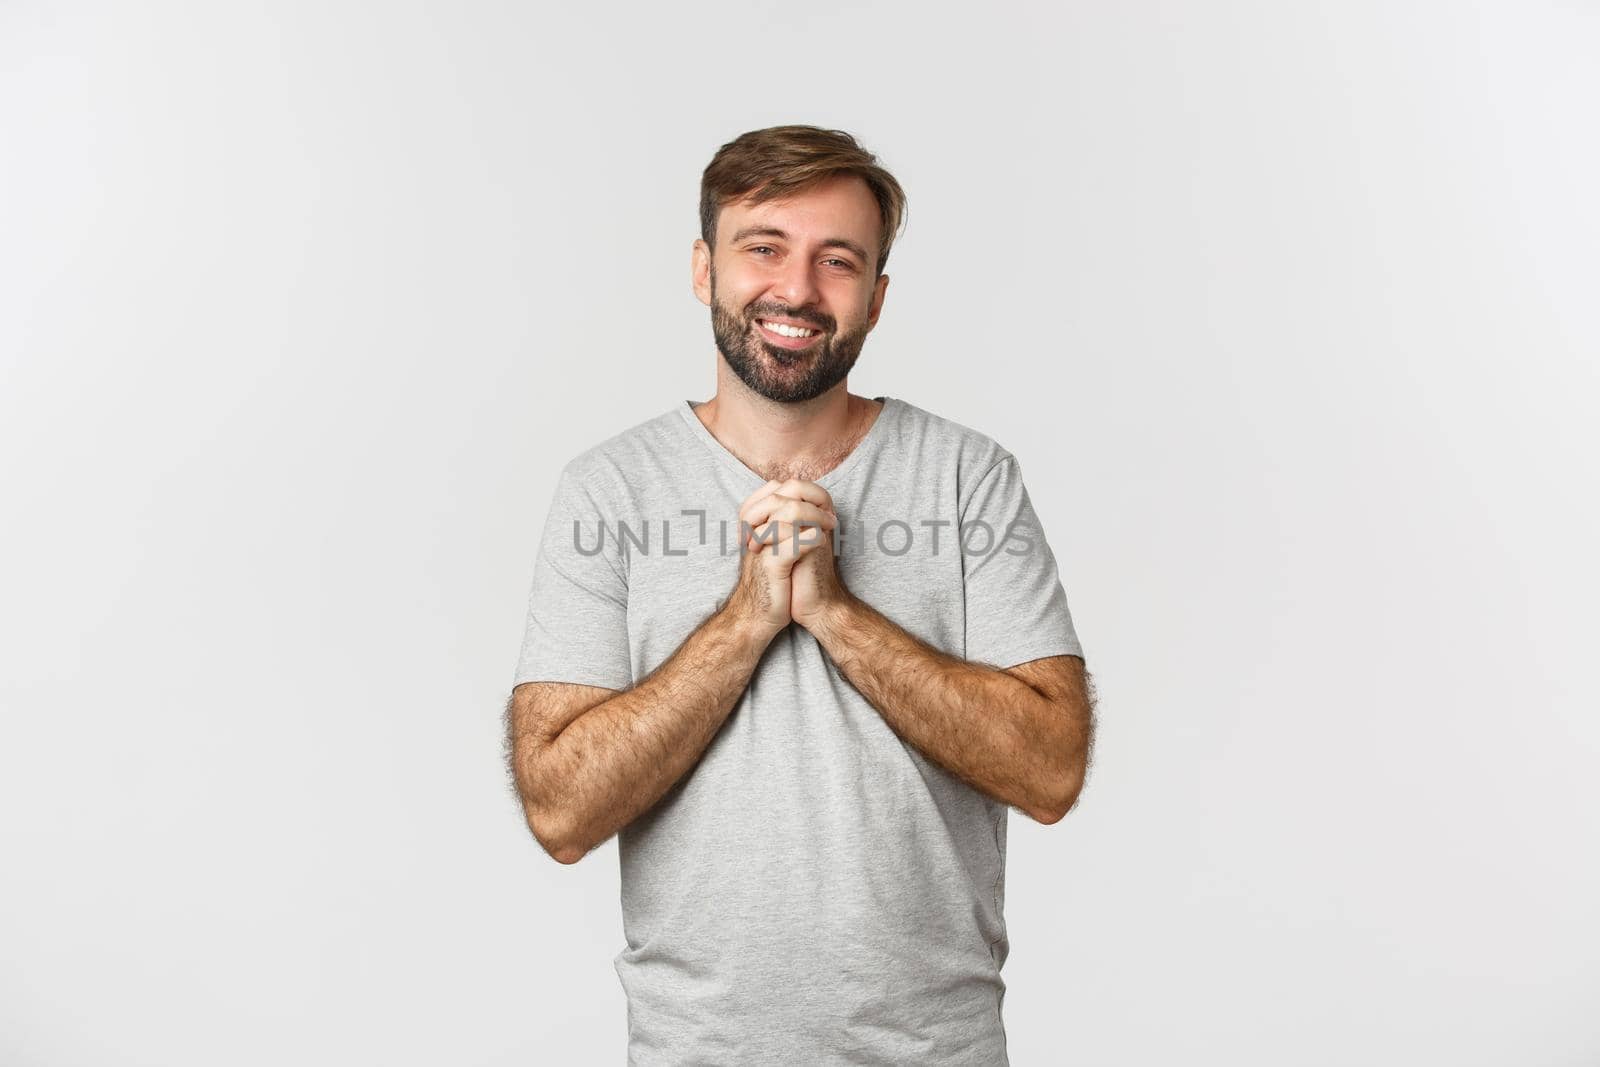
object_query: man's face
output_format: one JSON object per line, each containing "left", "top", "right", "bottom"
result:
{"left": 693, "top": 175, "right": 890, "bottom": 404}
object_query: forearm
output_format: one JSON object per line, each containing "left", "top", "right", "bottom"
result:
{"left": 808, "top": 595, "right": 1076, "bottom": 820}
{"left": 536, "top": 604, "right": 772, "bottom": 860}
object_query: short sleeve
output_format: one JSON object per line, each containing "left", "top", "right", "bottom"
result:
{"left": 960, "top": 455, "right": 1085, "bottom": 669}
{"left": 512, "top": 464, "right": 634, "bottom": 690}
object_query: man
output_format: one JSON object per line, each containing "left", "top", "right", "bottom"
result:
{"left": 505, "top": 125, "right": 1096, "bottom": 1065}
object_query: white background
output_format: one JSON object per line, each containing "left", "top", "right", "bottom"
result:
{"left": 2, "top": 2, "right": 1596, "bottom": 1064}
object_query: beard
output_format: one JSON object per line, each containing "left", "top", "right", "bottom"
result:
{"left": 709, "top": 268, "right": 869, "bottom": 404}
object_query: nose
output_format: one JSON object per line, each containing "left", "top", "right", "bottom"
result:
{"left": 768, "top": 254, "right": 822, "bottom": 313}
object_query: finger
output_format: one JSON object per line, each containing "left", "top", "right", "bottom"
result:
{"left": 738, "top": 481, "right": 784, "bottom": 525}
{"left": 747, "top": 518, "right": 793, "bottom": 545}
{"left": 745, "top": 496, "right": 836, "bottom": 532}
{"left": 751, "top": 518, "right": 802, "bottom": 556}
{"left": 748, "top": 519, "right": 785, "bottom": 555}
{"left": 738, "top": 479, "right": 784, "bottom": 514}
{"left": 739, "top": 480, "right": 789, "bottom": 527}
{"left": 791, "top": 520, "right": 834, "bottom": 549}
{"left": 743, "top": 481, "right": 838, "bottom": 530}
{"left": 752, "top": 517, "right": 834, "bottom": 558}
{"left": 741, "top": 509, "right": 832, "bottom": 554}
{"left": 770, "top": 479, "right": 834, "bottom": 515}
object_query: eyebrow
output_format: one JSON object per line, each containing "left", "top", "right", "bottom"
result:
{"left": 728, "top": 226, "right": 871, "bottom": 266}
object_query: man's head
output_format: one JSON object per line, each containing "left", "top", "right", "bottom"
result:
{"left": 691, "top": 126, "right": 908, "bottom": 404}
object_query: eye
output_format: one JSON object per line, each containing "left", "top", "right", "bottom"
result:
{"left": 824, "top": 258, "right": 855, "bottom": 270}
{"left": 749, "top": 245, "right": 776, "bottom": 256}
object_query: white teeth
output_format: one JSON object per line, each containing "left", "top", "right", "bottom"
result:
{"left": 760, "top": 320, "right": 818, "bottom": 338}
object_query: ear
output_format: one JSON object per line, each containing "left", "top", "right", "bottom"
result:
{"left": 866, "top": 273, "right": 889, "bottom": 330}
{"left": 691, "top": 239, "right": 712, "bottom": 307}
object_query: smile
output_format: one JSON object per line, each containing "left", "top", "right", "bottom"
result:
{"left": 755, "top": 319, "right": 824, "bottom": 349}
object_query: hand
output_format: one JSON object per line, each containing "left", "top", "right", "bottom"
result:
{"left": 724, "top": 479, "right": 837, "bottom": 643}
{"left": 783, "top": 487, "right": 851, "bottom": 632}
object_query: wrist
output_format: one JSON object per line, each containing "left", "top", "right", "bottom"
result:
{"left": 800, "top": 592, "right": 859, "bottom": 644}
{"left": 717, "top": 599, "right": 782, "bottom": 655}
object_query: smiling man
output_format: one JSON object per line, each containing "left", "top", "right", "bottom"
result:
{"left": 506, "top": 125, "right": 1096, "bottom": 1065}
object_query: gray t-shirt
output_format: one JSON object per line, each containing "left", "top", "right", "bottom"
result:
{"left": 514, "top": 395, "right": 1085, "bottom": 1066}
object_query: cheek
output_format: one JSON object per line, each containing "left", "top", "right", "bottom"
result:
{"left": 723, "top": 281, "right": 766, "bottom": 315}
{"left": 712, "top": 286, "right": 753, "bottom": 319}
{"left": 835, "top": 278, "right": 875, "bottom": 309}
{"left": 830, "top": 291, "right": 873, "bottom": 326}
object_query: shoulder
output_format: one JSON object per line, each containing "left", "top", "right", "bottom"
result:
{"left": 551, "top": 404, "right": 688, "bottom": 505}
{"left": 888, "top": 396, "right": 1018, "bottom": 504}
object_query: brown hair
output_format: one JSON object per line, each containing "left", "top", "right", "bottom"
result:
{"left": 699, "top": 125, "right": 908, "bottom": 278}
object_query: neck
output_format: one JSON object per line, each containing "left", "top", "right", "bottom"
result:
{"left": 691, "top": 369, "right": 882, "bottom": 484}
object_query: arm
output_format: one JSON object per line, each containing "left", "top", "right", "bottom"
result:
{"left": 507, "top": 478, "right": 835, "bottom": 864}
{"left": 804, "top": 593, "right": 1095, "bottom": 824}
{"left": 508, "top": 602, "right": 772, "bottom": 864}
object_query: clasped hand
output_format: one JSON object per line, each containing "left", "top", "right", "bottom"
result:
{"left": 730, "top": 478, "right": 850, "bottom": 637}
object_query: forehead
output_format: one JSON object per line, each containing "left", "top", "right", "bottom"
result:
{"left": 718, "top": 174, "right": 881, "bottom": 248}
